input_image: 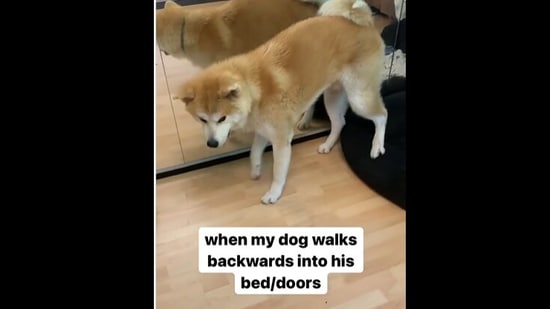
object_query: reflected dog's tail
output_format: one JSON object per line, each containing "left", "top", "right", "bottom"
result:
{"left": 301, "top": 0, "right": 374, "bottom": 27}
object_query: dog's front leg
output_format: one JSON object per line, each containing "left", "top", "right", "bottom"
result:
{"left": 250, "top": 133, "right": 268, "bottom": 180}
{"left": 261, "top": 137, "right": 292, "bottom": 205}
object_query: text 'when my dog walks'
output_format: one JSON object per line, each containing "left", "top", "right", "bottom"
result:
{"left": 204, "top": 233, "right": 358, "bottom": 249}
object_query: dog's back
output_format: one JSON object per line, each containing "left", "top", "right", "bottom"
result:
{"left": 156, "top": 0, "right": 319, "bottom": 67}
{"left": 243, "top": 0, "right": 384, "bottom": 112}
{"left": 182, "top": 0, "right": 384, "bottom": 118}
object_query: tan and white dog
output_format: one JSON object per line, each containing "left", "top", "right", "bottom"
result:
{"left": 177, "top": 0, "right": 387, "bottom": 204}
{"left": 156, "top": 0, "right": 319, "bottom": 68}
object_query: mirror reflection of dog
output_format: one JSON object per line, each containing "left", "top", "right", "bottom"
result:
{"left": 156, "top": 0, "right": 320, "bottom": 68}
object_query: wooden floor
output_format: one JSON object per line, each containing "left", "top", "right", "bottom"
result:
{"left": 156, "top": 138, "right": 405, "bottom": 309}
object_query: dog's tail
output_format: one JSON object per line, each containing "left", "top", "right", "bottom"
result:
{"left": 312, "top": 0, "right": 374, "bottom": 27}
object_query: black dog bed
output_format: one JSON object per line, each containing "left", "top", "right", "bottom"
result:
{"left": 340, "top": 77, "right": 406, "bottom": 209}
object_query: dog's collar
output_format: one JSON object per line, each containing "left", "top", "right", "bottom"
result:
{"left": 180, "top": 19, "right": 185, "bottom": 52}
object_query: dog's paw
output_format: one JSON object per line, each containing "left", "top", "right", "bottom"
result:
{"left": 370, "top": 142, "right": 385, "bottom": 159}
{"left": 318, "top": 143, "right": 332, "bottom": 154}
{"left": 296, "top": 118, "right": 311, "bottom": 130}
{"left": 261, "top": 190, "right": 281, "bottom": 205}
{"left": 250, "top": 164, "right": 261, "bottom": 180}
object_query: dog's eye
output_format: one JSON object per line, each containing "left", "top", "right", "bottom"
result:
{"left": 199, "top": 117, "right": 207, "bottom": 123}
{"left": 217, "top": 116, "right": 226, "bottom": 123}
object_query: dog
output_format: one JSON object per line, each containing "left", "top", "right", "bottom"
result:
{"left": 176, "top": 0, "right": 387, "bottom": 204}
{"left": 157, "top": 0, "right": 320, "bottom": 129}
{"left": 156, "top": 0, "right": 319, "bottom": 68}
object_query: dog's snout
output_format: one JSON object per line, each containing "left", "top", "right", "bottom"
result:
{"left": 206, "top": 139, "right": 219, "bottom": 148}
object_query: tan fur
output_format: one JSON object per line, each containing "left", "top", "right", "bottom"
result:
{"left": 156, "top": 0, "right": 319, "bottom": 68}
{"left": 178, "top": 0, "right": 387, "bottom": 204}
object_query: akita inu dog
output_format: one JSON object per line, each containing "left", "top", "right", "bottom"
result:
{"left": 177, "top": 0, "right": 387, "bottom": 204}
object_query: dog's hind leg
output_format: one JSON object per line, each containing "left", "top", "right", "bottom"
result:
{"left": 250, "top": 133, "right": 269, "bottom": 180}
{"left": 342, "top": 73, "right": 387, "bottom": 159}
{"left": 318, "top": 81, "right": 348, "bottom": 154}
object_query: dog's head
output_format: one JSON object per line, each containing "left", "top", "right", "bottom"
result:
{"left": 177, "top": 69, "right": 253, "bottom": 148}
{"left": 156, "top": 0, "right": 187, "bottom": 58}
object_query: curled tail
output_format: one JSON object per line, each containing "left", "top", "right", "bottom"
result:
{"left": 301, "top": 0, "right": 374, "bottom": 26}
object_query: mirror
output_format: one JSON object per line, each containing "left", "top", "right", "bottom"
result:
{"left": 156, "top": 0, "right": 405, "bottom": 175}
{"left": 156, "top": 0, "right": 331, "bottom": 175}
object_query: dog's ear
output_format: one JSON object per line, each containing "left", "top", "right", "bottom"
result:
{"left": 164, "top": 0, "right": 179, "bottom": 9}
{"left": 219, "top": 84, "right": 240, "bottom": 100}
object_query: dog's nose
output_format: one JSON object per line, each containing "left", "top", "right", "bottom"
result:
{"left": 207, "top": 139, "right": 219, "bottom": 148}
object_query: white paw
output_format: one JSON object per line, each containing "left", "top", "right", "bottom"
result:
{"left": 370, "top": 142, "right": 385, "bottom": 159}
{"left": 261, "top": 190, "right": 281, "bottom": 205}
{"left": 297, "top": 118, "right": 311, "bottom": 130}
{"left": 318, "top": 143, "right": 332, "bottom": 154}
{"left": 352, "top": 0, "right": 367, "bottom": 9}
{"left": 250, "top": 173, "right": 261, "bottom": 180}
{"left": 250, "top": 164, "right": 261, "bottom": 180}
